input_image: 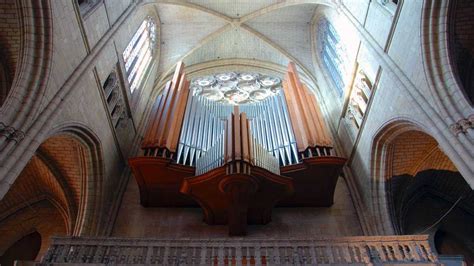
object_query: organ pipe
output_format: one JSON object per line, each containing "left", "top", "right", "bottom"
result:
{"left": 131, "top": 62, "right": 345, "bottom": 229}
{"left": 240, "top": 92, "right": 299, "bottom": 166}
{"left": 176, "top": 91, "right": 232, "bottom": 166}
{"left": 283, "top": 62, "right": 333, "bottom": 152}
{"left": 146, "top": 62, "right": 333, "bottom": 172}
{"left": 142, "top": 62, "right": 189, "bottom": 155}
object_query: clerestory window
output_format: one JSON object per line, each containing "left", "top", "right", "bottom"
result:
{"left": 123, "top": 17, "right": 157, "bottom": 94}
{"left": 318, "top": 18, "right": 350, "bottom": 97}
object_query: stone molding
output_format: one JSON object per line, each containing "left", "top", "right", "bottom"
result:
{"left": 0, "top": 122, "right": 25, "bottom": 143}
{"left": 449, "top": 114, "right": 474, "bottom": 136}
{"left": 0, "top": 0, "right": 54, "bottom": 133}
{"left": 421, "top": 0, "right": 474, "bottom": 131}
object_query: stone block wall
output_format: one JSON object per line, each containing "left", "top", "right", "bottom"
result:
{"left": 0, "top": 0, "right": 157, "bottom": 244}
{"left": 0, "top": 0, "right": 20, "bottom": 80}
{"left": 313, "top": 0, "right": 474, "bottom": 235}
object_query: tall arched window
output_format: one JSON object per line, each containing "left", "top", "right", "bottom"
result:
{"left": 123, "top": 17, "right": 157, "bottom": 94}
{"left": 318, "top": 18, "right": 350, "bottom": 97}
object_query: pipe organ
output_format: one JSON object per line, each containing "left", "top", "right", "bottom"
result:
{"left": 129, "top": 62, "right": 346, "bottom": 235}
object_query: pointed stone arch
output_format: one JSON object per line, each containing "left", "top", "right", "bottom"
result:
{"left": 0, "top": 0, "right": 54, "bottom": 148}
{"left": 370, "top": 119, "right": 470, "bottom": 239}
{"left": 47, "top": 122, "right": 105, "bottom": 236}
{"left": 421, "top": 0, "right": 474, "bottom": 136}
{"left": 0, "top": 122, "right": 105, "bottom": 262}
{"left": 370, "top": 120, "right": 426, "bottom": 235}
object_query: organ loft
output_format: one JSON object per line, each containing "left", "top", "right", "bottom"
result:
{"left": 0, "top": 0, "right": 473, "bottom": 265}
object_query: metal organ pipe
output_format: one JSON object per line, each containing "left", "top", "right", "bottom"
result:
{"left": 177, "top": 89, "right": 300, "bottom": 169}
{"left": 176, "top": 90, "right": 232, "bottom": 166}
{"left": 177, "top": 66, "right": 337, "bottom": 171}
{"left": 241, "top": 92, "right": 299, "bottom": 166}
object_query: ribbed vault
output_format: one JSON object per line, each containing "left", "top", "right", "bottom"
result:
{"left": 144, "top": 0, "right": 335, "bottom": 86}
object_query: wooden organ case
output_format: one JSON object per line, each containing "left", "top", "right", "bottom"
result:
{"left": 129, "top": 62, "right": 347, "bottom": 235}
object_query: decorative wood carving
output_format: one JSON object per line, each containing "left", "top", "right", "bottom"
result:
{"left": 180, "top": 166, "right": 293, "bottom": 236}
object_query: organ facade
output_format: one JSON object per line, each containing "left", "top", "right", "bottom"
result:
{"left": 129, "top": 62, "right": 346, "bottom": 235}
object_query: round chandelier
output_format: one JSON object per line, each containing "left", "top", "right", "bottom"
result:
{"left": 191, "top": 72, "right": 282, "bottom": 105}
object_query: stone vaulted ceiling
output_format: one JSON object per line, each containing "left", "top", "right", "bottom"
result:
{"left": 146, "top": 0, "right": 335, "bottom": 85}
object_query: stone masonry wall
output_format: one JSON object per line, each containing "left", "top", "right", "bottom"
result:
{"left": 0, "top": 0, "right": 20, "bottom": 81}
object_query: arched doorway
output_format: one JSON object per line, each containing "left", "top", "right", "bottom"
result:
{"left": 372, "top": 122, "right": 474, "bottom": 264}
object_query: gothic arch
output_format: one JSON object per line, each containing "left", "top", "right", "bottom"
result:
{"left": 0, "top": 0, "right": 53, "bottom": 140}
{"left": 0, "top": 200, "right": 67, "bottom": 261}
{"left": 0, "top": 231, "right": 42, "bottom": 265}
{"left": 0, "top": 123, "right": 105, "bottom": 261}
{"left": 421, "top": 0, "right": 474, "bottom": 136}
{"left": 48, "top": 123, "right": 105, "bottom": 236}
{"left": 370, "top": 119, "right": 426, "bottom": 235}
{"left": 0, "top": 151, "right": 70, "bottom": 260}
{"left": 370, "top": 119, "right": 470, "bottom": 240}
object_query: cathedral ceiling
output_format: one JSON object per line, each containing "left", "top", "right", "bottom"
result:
{"left": 146, "top": 0, "right": 335, "bottom": 85}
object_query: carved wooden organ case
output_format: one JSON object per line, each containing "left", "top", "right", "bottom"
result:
{"left": 129, "top": 62, "right": 346, "bottom": 235}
